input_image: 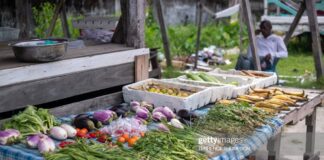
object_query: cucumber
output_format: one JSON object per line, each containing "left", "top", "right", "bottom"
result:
{"left": 186, "top": 73, "right": 204, "bottom": 81}
{"left": 198, "top": 73, "right": 214, "bottom": 82}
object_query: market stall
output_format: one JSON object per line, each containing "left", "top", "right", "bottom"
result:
{"left": 0, "top": 69, "right": 323, "bottom": 160}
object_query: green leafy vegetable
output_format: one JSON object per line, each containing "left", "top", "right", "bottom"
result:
{"left": 3, "top": 106, "right": 59, "bottom": 136}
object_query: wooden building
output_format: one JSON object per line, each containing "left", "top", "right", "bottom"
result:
{"left": 0, "top": 0, "right": 149, "bottom": 119}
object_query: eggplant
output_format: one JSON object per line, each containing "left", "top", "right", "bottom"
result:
{"left": 89, "top": 118, "right": 103, "bottom": 128}
{"left": 114, "top": 109, "right": 128, "bottom": 118}
{"left": 73, "top": 114, "right": 96, "bottom": 130}
{"left": 177, "top": 109, "right": 198, "bottom": 121}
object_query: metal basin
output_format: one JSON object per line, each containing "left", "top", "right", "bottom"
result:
{"left": 9, "top": 39, "right": 67, "bottom": 62}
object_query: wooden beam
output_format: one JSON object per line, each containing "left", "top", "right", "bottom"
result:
{"left": 125, "top": 0, "right": 145, "bottom": 48}
{"left": 15, "top": 0, "right": 32, "bottom": 39}
{"left": 284, "top": 2, "right": 305, "bottom": 45}
{"left": 154, "top": 0, "right": 172, "bottom": 67}
{"left": 0, "top": 63, "right": 135, "bottom": 113}
{"left": 303, "top": 108, "right": 317, "bottom": 160}
{"left": 60, "top": 3, "right": 71, "bottom": 38}
{"left": 194, "top": 0, "right": 203, "bottom": 70}
{"left": 46, "top": 0, "right": 65, "bottom": 38}
{"left": 305, "top": 0, "right": 324, "bottom": 79}
{"left": 241, "top": 0, "right": 261, "bottom": 70}
{"left": 50, "top": 92, "right": 123, "bottom": 117}
{"left": 135, "top": 54, "right": 149, "bottom": 81}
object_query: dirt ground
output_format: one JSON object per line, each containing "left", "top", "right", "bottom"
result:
{"left": 255, "top": 106, "right": 324, "bottom": 160}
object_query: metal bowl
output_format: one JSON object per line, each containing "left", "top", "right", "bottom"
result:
{"left": 9, "top": 39, "right": 68, "bottom": 62}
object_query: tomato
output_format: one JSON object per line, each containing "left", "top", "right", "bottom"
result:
{"left": 97, "top": 134, "right": 108, "bottom": 143}
{"left": 80, "top": 128, "right": 88, "bottom": 135}
{"left": 117, "top": 137, "right": 126, "bottom": 143}
{"left": 127, "top": 137, "right": 138, "bottom": 147}
{"left": 121, "top": 133, "right": 129, "bottom": 141}
{"left": 140, "top": 132, "right": 145, "bottom": 137}
{"left": 59, "top": 141, "right": 74, "bottom": 148}
{"left": 88, "top": 132, "right": 97, "bottom": 138}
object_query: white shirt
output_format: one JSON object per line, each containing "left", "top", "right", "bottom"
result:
{"left": 247, "top": 34, "right": 288, "bottom": 60}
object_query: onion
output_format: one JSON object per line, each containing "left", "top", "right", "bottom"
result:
{"left": 38, "top": 135, "right": 55, "bottom": 153}
{"left": 60, "top": 124, "right": 77, "bottom": 138}
{"left": 152, "top": 112, "right": 167, "bottom": 122}
{"left": 0, "top": 129, "right": 20, "bottom": 145}
{"left": 169, "top": 118, "right": 184, "bottom": 129}
{"left": 49, "top": 127, "right": 67, "bottom": 140}
{"left": 26, "top": 134, "right": 42, "bottom": 148}
{"left": 161, "top": 106, "right": 176, "bottom": 121}
{"left": 136, "top": 108, "right": 150, "bottom": 120}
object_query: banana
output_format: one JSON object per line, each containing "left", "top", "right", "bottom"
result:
{"left": 236, "top": 98, "right": 254, "bottom": 103}
{"left": 238, "top": 95, "right": 265, "bottom": 102}
{"left": 280, "top": 105, "right": 290, "bottom": 111}
{"left": 270, "top": 98, "right": 296, "bottom": 106}
{"left": 259, "top": 107, "right": 278, "bottom": 114}
{"left": 251, "top": 88, "right": 271, "bottom": 93}
{"left": 272, "top": 95, "right": 296, "bottom": 103}
{"left": 274, "top": 90, "right": 284, "bottom": 95}
{"left": 266, "top": 99, "right": 288, "bottom": 106}
{"left": 282, "top": 90, "right": 305, "bottom": 97}
{"left": 249, "top": 92, "right": 270, "bottom": 99}
{"left": 287, "top": 95, "right": 308, "bottom": 101}
{"left": 218, "top": 99, "right": 235, "bottom": 105}
{"left": 255, "top": 102, "right": 281, "bottom": 110}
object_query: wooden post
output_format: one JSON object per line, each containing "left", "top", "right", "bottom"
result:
{"left": 60, "top": 3, "right": 71, "bottom": 38}
{"left": 125, "top": 0, "right": 145, "bottom": 48}
{"left": 284, "top": 2, "right": 305, "bottom": 45}
{"left": 194, "top": 0, "right": 203, "bottom": 70}
{"left": 267, "top": 130, "right": 282, "bottom": 160}
{"left": 15, "top": 0, "right": 32, "bottom": 39}
{"left": 154, "top": 0, "right": 172, "bottom": 67}
{"left": 112, "top": 0, "right": 127, "bottom": 44}
{"left": 305, "top": 0, "right": 324, "bottom": 80}
{"left": 241, "top": 0, "right": 261, "bottom": 70}
{"left": 303, "top": 108, "right": 317, "bottom": 160}
{"left": 46, "top": 0, "right": 65, "bottom": 38}
{"left": 135, "top": 54, "right": 149, "bottom": 82}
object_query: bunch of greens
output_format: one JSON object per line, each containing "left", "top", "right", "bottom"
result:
{"left": 45, "top": 139, "right": 135, "bottom": 160}
{"left": 195, "top": 103, "right": 273, "bottom": 136}
{"left": 3, "top": 105, "right": 59, "bottom": 136}
{"left": 133, "top": 130, "right": 207, "bottom": 160}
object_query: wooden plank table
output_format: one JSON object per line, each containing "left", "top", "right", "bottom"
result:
{"left": 265, "top": 86, "right": 324, "bottom": 160}
{"left": 0, "top": 43, "right": 149, "bottom": 115}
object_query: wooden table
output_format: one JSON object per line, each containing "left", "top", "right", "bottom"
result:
{"left": 265, "top": 87, "right": 324, "bottom": 160}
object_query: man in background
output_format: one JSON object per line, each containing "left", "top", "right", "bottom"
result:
{"left": 236, "top": 20, "right": 288, "bottom": 72}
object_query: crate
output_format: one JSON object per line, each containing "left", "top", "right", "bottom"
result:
{"left": 123, "top": 79, "right": 213, "bottom": 111}
{"left": 210, "top": 69, "right": 278, "bottom": 88}
{"left": 177, "top": 72, "right": 255, "bottom": 97}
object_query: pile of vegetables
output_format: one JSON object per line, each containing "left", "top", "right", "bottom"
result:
{"left": 131, "top": 83, "right": 196, "bottom": 97}
{"left": 195, "top": 103, "right": 273, "bottom": 136}
{"left": 186, "top": 72, "right": 239, "bottom": 86}
{"left": 133, "top": 130, "right": 207, "bottom": 160}
{"left": 44, "top": 139, "right": 136, "bottom": 160}
{"left": 3, "top": 106, "right": 59, "bottom": 136}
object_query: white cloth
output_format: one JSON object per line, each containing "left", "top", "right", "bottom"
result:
{"left": 247, "top": 34, "right": 288, "bottom": 60}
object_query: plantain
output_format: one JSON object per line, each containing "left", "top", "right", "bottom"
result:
{"left": 270, "top": 98, "right": 296, "bottom": 106}
{"left": 287, "top": 95, "right": 308, "bottom": 101}
{"left": 249, "top": 92, "right": 270, "bottom": 99}
{"left": 236, "top": 98, "right": 254, "bottom": 103}
{"left": 260, "top": 107, "right": 278, "bottom": 114}
{"left": 272, "top": 95, "right": 296, "bottom": 103}
{"left": 266, "top": 99, "right": 289, "bottom": 106}
{"left": 218, "top": 99, "right": 235, "bottom": 105}
{"left": 255, "top": 102, "right": 281, "bottom": 110}
{"left": 274, "top": 90, "right": 284, "bottom": 95}
{"left": 282, "top": 90, "right": 305, "bottom": 97}
{"left": 238, "top": 95, "right": 265, "bottom": 102}
{"left": 250, "top": 88, "right": 271, "bottom": 94}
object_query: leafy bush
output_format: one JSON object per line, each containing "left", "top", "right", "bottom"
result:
{"left": 32, "top": 2, "right": 79, "bottom": 38}
{"left": 145, "top": 16, "right": 248, "bottom": 57}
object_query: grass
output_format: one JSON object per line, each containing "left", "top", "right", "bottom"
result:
{"left": 162, "top": 52, "right": 324, "bottom": 89}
